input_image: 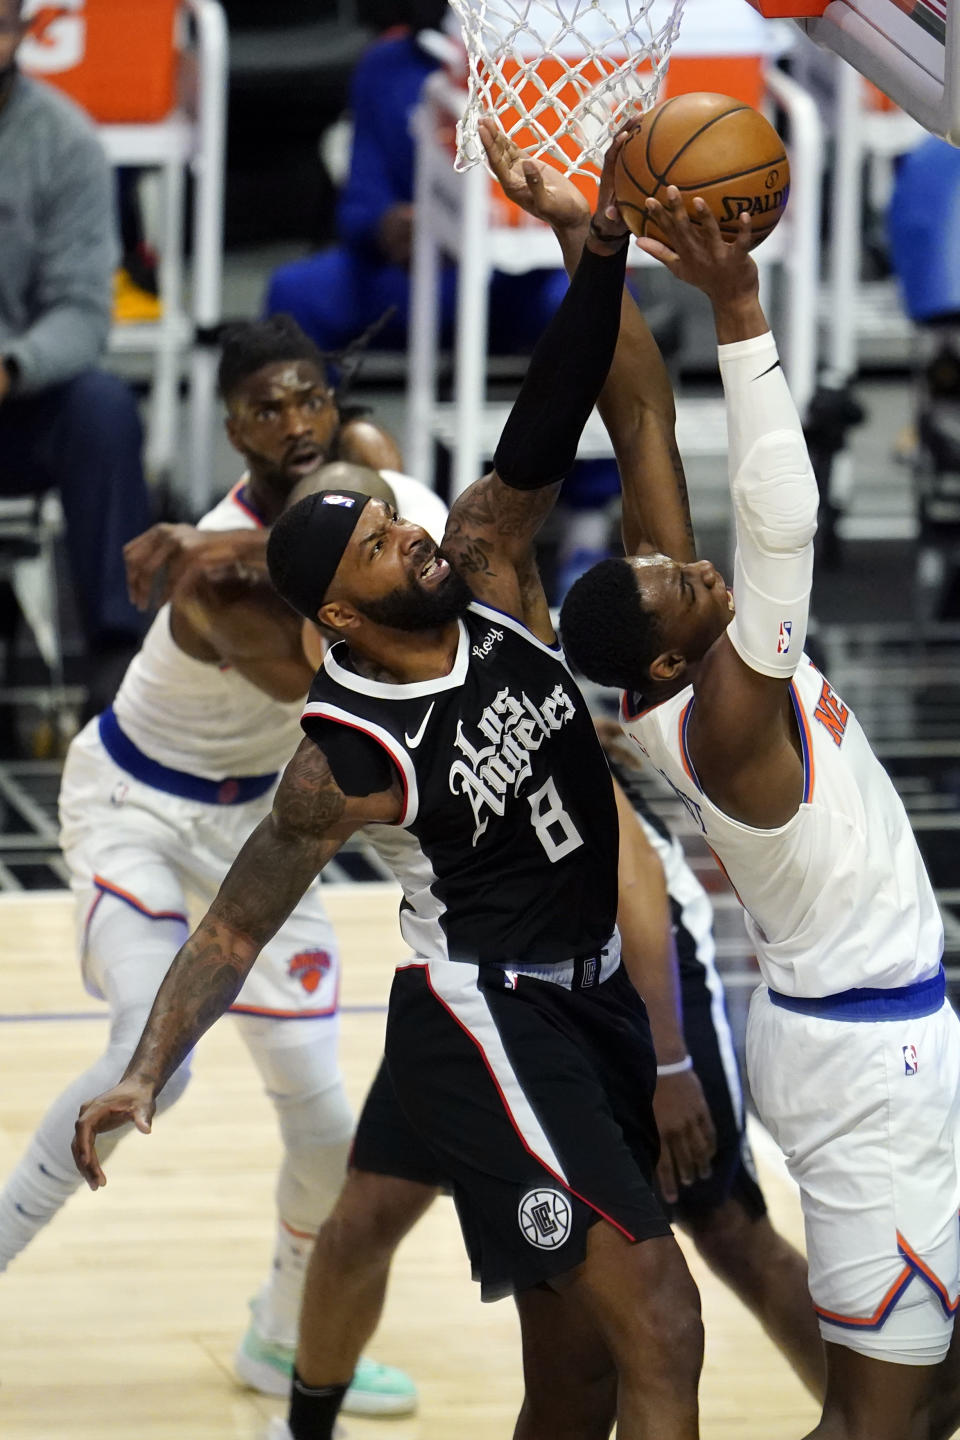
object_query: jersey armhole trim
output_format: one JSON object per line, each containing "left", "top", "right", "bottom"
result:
{"left": 301, "top": 701, "right": 419, "bottom": 827}
{"left": 678, "top": 698, "right": 705, "bottom": 794}
{"left": 468, "top": 600, "right": 563, "bottom": 658}
{"left": 676, "top": 686, "right": 814, "bottom": 807}
{"left": 228, "top": 480, "right": 267, "bottom": 528}
{"left": 788, "top": 681, "right": 815, "bottom": 804}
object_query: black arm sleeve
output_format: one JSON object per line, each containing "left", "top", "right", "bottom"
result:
{"left": 302, "top": 718, "right": 397, "bottom": 798}
{"left": 493, "top": 240, "right": 629, "bottom": 491}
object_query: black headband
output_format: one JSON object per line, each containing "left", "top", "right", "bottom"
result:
{"left": 267, "top": 488, "right": 373, "bottom": 621}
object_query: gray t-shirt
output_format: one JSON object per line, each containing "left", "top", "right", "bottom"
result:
{"left": 0, "top": 71, "right": 117, "bottom": 394}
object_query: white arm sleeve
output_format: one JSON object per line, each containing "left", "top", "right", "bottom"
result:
{"left": 719, "top": 332, "right": 818, "bottom": 679}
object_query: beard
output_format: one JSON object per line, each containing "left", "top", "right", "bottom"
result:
{"left": 359, "top": 557, "right": 472, "bottom": 631}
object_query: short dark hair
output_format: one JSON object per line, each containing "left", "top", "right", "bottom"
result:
{"left": 218, "top": 315, "right": 327, "bottom": 404}
{"left": 559, "top": 557, "right": 663, "bottom": 692}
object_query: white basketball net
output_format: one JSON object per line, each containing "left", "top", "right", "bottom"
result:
{"left": 450, "top": 0, "right": 688, "bottom": 178}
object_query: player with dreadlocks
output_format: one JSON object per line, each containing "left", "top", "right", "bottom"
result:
{"left": 0, "top": 314, "right": 436, "bottom": 1419}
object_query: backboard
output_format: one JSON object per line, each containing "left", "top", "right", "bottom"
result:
{"left": 748, "top": 0, "right": 960, "bottom": 143}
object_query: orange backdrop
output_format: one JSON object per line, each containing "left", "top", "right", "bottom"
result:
{"left": 21, "top": 1, "right": 180, "bottom": 124}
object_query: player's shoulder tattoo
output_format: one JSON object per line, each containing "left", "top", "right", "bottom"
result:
{"left": 275, "top": 736, "right": 348, "bottom": 834}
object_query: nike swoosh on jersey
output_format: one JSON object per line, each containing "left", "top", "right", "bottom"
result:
{"left": 404, "top": 701, "right": 435, "bottom": 749}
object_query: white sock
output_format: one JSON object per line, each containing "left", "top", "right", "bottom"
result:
{"left": 254, "top": 1218, "right": 318, "bottom": 1347}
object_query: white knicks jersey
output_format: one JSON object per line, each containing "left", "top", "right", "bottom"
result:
{"left": 621, "top": 655, "right": 944, "bottom": 998}
{"left": 112, "top": 480, "right": 304, "bottom": 780}
{"left": 112, "top": 473, "right": 451, "bottom": 783}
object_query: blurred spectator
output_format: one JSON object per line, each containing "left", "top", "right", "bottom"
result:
{"left": 0, "top": 0, "right": 151, "bottom": 701}
{"left": 888, "top": 137, "right": 960, "bottom": 326}
{"left": 264, "top": 0, "right": 570, "bottom": 355}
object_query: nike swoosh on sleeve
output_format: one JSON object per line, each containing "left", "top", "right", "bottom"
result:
{"left": 753, "top": 359, "right": 782, "bottom": 380}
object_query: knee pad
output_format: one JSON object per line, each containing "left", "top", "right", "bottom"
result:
{"left": 238, "top": 1027, "right": 355, "bottom": 1230}
{"left": 274, "top": 1072, "right": 353, "bottom": 1228}
{"left": 276, "top": 1132, "right": 352, "bottom": 1232}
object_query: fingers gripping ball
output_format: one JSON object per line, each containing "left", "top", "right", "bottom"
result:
{"left": 614, "top": 93, "right": 790, "bottom": 250}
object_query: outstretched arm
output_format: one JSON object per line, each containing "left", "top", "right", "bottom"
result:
{"left": 442, "top": 128, "right": 631, "bottom": 639}
{"left": 640, "top": 192, "right": 818, "bottom": 828}
{"left": 72, "top": 740, "right": 402, "bottom": 1187}
{"left": 480, "top": 122, "right": 695, "bottom": 563}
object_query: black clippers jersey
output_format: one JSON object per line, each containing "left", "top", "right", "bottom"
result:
{"left": 302, "top": 602, "right": 619, "bottom": 967}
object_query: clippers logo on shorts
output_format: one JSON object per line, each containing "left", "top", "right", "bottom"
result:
{"left": 518, "top": 1188, "right": 572, "bottom": 1250}
{"left": 777, "top": 620, "right": 792, "bottom": 655}
{"left": 903, "top": 1043, "right": 919, "bottom": 1076}
{"left": 449, "top": 683, "right": 577, "bottom": 845}
{"left": 288, "top": 949, "right": 332, "bottom": 994}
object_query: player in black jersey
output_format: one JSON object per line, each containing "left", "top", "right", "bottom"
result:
{"left": 72, "top": 130, "right": 704, "bottom": 1440}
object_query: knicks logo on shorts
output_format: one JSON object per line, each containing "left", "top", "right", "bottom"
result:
{"left": 518, "top": 1188, "right": 572, "bottom": 1250}
{"left": 288, "top": 949, "right": 332, "bottom": 994}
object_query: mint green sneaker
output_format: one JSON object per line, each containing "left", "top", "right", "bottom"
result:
{"left": 235, "top": 1322, "right": 418, "bottom": 1416}
{"left": 342, "top": 1356, "right": 417, "bottom": 1417}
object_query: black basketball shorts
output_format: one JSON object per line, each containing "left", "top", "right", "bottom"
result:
{"left": 668, "top": 980, "right": 767, "bottom": 1225}
{"left": 376, "top": 956, "right": 671, "bottom": 1301}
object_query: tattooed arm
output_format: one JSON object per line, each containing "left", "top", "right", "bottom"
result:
{"left": 72, "top": 738, "right": 402, "bottom": 1188}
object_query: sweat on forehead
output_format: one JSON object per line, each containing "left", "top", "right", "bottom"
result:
{"left": 217, "top": 316, "right": 328, "bottom": 402}
{"left": 628, "top": 553, "right": 676, "bottom": 571}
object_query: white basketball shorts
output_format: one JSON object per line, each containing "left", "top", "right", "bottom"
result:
{"left": 59, "top": 718, "right": 340, "bottom": 1020}
{"left": 747, "top": 982, "right": 960, "bottom": 1364}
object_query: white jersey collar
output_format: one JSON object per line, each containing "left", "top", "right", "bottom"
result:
{"left": 323, "top": 620, "right": 470, "bottom": 700}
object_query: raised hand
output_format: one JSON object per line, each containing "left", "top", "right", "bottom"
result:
{"left": 636, "top": 187, "right": 759, "bottom": 307}
{"left": 72, "top": 1078, "right": 157, "bottom": 1190}
{"left": 478, "top": 115, "right": 590, "bottom": 232}
{"left": 590, "top": 120, "right": 638, "bottom": 246}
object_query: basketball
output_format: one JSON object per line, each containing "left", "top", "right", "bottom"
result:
{"left": 614, "top": 93, "right": 790, "bottom": 250}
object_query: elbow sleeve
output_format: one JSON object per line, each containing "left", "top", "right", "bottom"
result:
{"left": 733, "top": 430, "right": 819, "bottom": 553}
{"left": 727, "top": 428, "right": 819, "bottom": 678}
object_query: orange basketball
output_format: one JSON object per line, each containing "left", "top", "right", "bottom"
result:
{"left": 614, "top": 93, "right": 790, "bottom": 250}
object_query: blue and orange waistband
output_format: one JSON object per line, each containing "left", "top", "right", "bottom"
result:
{"left": 768, "top": 966, "right": 946, "bottom": 1022}
{"left": 98, "top": 706, "right": 278, "bottom": 806}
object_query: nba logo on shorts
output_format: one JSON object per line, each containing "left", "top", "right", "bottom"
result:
{"left": 902, "top": 1043, "right": 918, "bottom": 1076}
{"left": 777, "top": 620, "right": 792, "bottom": 655}
{"left": 518, "top": 1188, "right": 572, "bottom": 1250}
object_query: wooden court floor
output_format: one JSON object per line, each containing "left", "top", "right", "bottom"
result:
{"left": 0, "top": 888, "right": 820, "bottom": 1440}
